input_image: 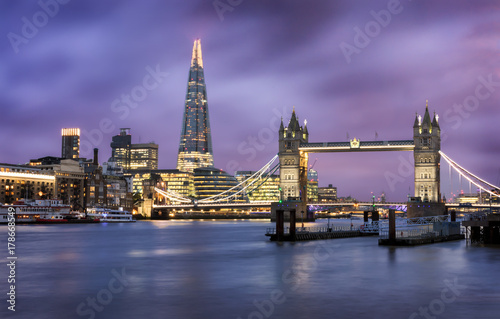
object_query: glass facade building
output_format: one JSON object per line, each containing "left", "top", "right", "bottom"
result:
{"left": 131, "top": 169, "right": 195, "bottom": 199}
{"left": 235, "top": 171, "right": 280, "bottom": 202}
{"left": 177, "top": 39, "right": 214, "bottom": 172}
{"left": 307, "top": 169, "right": 319, "bottom": 202}
{"left": 194, "top": 168, "right": 244, "bottom": 201}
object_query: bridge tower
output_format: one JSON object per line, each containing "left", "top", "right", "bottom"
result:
{"left": 410, "top": 102, "right": 444, "bottom": 217}
{"left": 273, "top": 108, "right": 310, "bottom": 221}
{"left": 279, "top": 108, "right": 309, "bottom": 201}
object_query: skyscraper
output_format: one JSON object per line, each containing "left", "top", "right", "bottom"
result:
{"left": 61, "top": 128, "right": 80, "bottom": 159}
{"left": 110, "top": 128, "right": 158, "bottom": 171}
{"left": 177, "top": 39, "right": 214, "bottom": 172}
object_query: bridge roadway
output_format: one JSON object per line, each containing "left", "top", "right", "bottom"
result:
{"left": 298, "top": 140, "right": 415, "bottom": 153}
{"left": 153, "top": 201, "right": 500, "bottom": 210}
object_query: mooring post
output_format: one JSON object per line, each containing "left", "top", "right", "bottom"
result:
{"left": 289, "top": 209, "right": 296, "bottom": 241}
{"left": 450, "top": 210, "right": 456, "bottom": 222}
{"left": 372, "top": 211, "right": 379, "bottom": 223}
{"left": 276, "top": 210, "right": 284, "bottom": 241}
{"left": 389, "top": 209, "right": 396, "bottom": 241}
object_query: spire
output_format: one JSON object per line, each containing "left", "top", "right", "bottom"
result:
{"left": 422, "top": 100, "right": 432, "bottom": 129}
{"left": 304, "top": 119, "right": 308, "bottom": 135}
{"left": 279, "top": 117, "right": 284, "bottom": 132}
{"left": 432, "top": 111, "right": 440, "bottom": 129}
{"left": 413, "top": 112, "right": 420, "bottom": 128}
{"left": 191, "top": 39, "right": 203, "bottom": 68}
{"left": 288, "top": 106, "right": 299, "bottom": 131}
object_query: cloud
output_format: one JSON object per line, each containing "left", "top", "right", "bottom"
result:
{"left": 0, "top": 0, "right": 498, "bottom": 200}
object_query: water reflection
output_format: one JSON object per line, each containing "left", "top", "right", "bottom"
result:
{"left": 0, "top": 219, "right": 499, "bottom": 319}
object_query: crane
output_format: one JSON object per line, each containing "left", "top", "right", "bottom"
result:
{"left": 309, "top": 158, "right": 318, "bottom": 170}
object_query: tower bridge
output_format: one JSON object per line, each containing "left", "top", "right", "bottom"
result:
{"left": 277, "top": 102, "right": 442, "bottom": 219}
{"left": 152, "top": 103, "right": 500, "bottom": 220}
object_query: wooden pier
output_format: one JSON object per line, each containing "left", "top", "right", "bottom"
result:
{"left": 265, "top": 226, "right": 375, "bottom": 241}
{"left": 462, "top": 213, "right": 500, "bottom": 244}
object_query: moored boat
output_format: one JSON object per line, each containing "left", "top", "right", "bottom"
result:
{"left": 86, "top": 207, "right": 135, "bottom": 222}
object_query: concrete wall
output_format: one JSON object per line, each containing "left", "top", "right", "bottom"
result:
{"left": 407, "top": 202, "right": 446, "bottom": 218}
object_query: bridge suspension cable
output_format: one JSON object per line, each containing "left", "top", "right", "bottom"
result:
{"left": 154, "top": 155, "right": 280, "bottom": 204}
{"left": 205, "top": 162, "right": 281, "bottom": 203}
{"left": 154, "top": 187, "right": 192, "bottom": 203}
{"left": 439, "top": 151, "right": 500, "bottom": 198}
{"left": 198, "top": 155, "right": 279, "bottom": 203}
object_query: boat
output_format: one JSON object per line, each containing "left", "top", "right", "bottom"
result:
{"left": 0, "top": 199, "right": 101, "bottom": 224}
{"left": 86, "top": 207, "right": 135, "bottom": 222}
{"left": 1, "top": 199, "right": 70, "bottom": 223}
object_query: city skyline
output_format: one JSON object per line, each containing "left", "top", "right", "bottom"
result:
{"left": 1, "top": 1, "right": 499, "bottom": 201}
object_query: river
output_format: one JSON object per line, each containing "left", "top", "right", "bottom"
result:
{"left": 0, "top": 219, "right": 499, "bottom": 319}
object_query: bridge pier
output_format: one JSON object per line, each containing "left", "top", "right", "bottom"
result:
{"left": 274, "top": 208, "right": 297, "bottom": 241}
{"left": 407, "top": 201, "right": 446, "bottom": 218}
{"left": 363, "top": 210, "right": 379, "bottom": 223}
{"left": 271, "top": 202, "right": 313, "bottom": 222}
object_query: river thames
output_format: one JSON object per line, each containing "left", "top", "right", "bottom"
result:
{"left": 1, "top": 219, "right": 499, "bottom": 319}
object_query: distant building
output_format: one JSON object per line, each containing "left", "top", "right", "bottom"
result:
{"left": 177, "top": 39, "right": 214, "bottom": 172}
{"left": 0, "top": 163, "right": 55, "bottom": 204}
{"left": 61, "top": 128, "right": 80, "bottom": 159}
{"left": 194, "top": 167, "right": 244, "bottom": 201}
{"left": 455, "top": 193, "right": 479, "bottom": 204}
{"left": 132, "top": 169, "right": 195, "bottom": 199}
{"left": 85, "top": 166, "right": 133, "bottom": 213}
{"left": 29, "top": 156, "right": 63, "bottom": 166}
{"left": 130, "top": 143, "right": 159, "bottom": 170}
{"left": 110, "top": 128, "right": 132, "bottom": 169}
{"left": 33, "top": 159, "right": 86, "bottom": 211}
{"left": 110, "top": 128, "right": 158, "bottom": 171}
{"left": 307, "top": 169, "right": 318, "bottom": 202}
{"left": 318, "top": 184, "right": 337, "bottom": 202}
{"left": 235, "top": 171, "right": 280, "bottom": 202}
{"left": 102, "top": 158, "right": 124, "bottom": 176}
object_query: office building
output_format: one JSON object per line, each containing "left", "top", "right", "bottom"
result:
{"left": 61, "top": 128, "right": 80, "bottom": 159}
{"left": 194, "top": 167, "right": 244, "bottom": 201}
{"left": 131, "top": 169, "right": 195, "bottom": 199}
{"left": 307, "top": 169, "right": 319, "bottom": 202}
{"left": 0, "top": 163, "right": 55, "bottom": 204}
{"left": 235, "top": 171, "right": 280, "bottom": 202}
{"left": 110, "top": 128, "right": 158, "bottom": 171}
{"left": 318, "top": 184, "right": 337, "bottom": 202}
{"left": 177, "top": 39, "right": 214, "bottom": 172}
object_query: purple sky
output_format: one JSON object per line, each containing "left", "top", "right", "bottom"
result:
{"left": 1, "top": 0, "right": 499, "bottom": 201}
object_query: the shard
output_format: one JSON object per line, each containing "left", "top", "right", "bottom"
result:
{"left": 177, "top": 39, "right": 214, "bottom": 172}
